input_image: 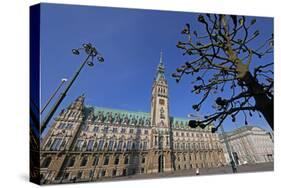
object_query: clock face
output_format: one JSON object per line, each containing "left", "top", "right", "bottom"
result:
{"left": 159, "top": 99, "right": 165, "bottom": 105}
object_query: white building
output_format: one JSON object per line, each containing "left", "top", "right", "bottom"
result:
{"left": 219, "top": 126, "right": 274, "bottom": 165}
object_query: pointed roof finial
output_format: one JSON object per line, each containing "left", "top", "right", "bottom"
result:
{"left": 156, "top": 50, "right": 165, "bottom": 81}
{"left": 160, "top": 49, "right": 163, "bottom": 66}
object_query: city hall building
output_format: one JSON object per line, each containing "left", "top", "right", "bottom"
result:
{"left": 40, "top": 54, "right": 226, "bottom": 184}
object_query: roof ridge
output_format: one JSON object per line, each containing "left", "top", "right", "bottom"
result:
{"left": 85, "top": 105, "right": 150, "bottom": 115}
{"left": 85, "top": 105, "right": 192, "bottom": 121}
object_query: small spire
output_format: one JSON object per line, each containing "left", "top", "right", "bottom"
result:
{"left": 159, "top": 49, "right": 163, "bottom": 66}
{"left": 156, "top": 50, "right": 165, "bottom": 81}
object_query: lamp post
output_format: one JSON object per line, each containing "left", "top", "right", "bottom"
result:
{"left": 40, "top": 43, "right": 104, "bottom": 133}
{"left": 220, "top": 125, "right": 237, "bottom": 173}
{"left": 40, "top": 78, "right": 68, "bottom": 114}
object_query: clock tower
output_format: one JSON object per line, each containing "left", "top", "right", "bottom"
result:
{"left": 151, "top": 51, "right": 169, "bottom": 128}
{"left": 147, "top": 51, "right": 173, "bottom": 173}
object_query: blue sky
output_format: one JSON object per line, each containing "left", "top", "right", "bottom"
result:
{"left": 40, "top": 3, "right": 273, "bottom": 134}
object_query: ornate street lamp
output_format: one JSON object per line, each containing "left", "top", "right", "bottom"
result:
{"left": 40, "top": 43, "right": 104, "bottom": 133}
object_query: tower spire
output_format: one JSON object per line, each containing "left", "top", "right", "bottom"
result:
{"left": 156, "top": 50, "right": 165, "bottom": 81}
{"left": 159, "top": 49, "right": 163, "bottom": 66}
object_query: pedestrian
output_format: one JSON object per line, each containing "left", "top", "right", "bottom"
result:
{"left": 196, "top": 167, "right": 200, "bottom": 175}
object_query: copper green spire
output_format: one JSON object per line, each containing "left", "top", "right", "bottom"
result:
{"left": 156, "top": 50, "right": 165, "bottom": 81}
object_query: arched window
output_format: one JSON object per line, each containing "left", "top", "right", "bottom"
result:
{"left": 80, "top": 156, "right": 88, "bottom": 166}
{"left": 68, "top": 156, "right": 75, "bottom": 167}
{"left": 41, "top": 157, "right": 51, "bottom": 168}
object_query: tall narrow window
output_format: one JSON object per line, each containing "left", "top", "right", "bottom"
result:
{"left": 104, "top": 155, "right": 110, "bottom": 165}
{"left": 114, "top": 155, "right": 119, "bottom": 165}
{"left": 121, "top": 128, "right": 126, "bottom": 133}
{"left": 93, "top": 155, "right": 99, "bottom": 166}
{"left": 142, "top": 157, "right": 145, "bottom": 163}
{"left": 41, "top": 157, "right": 51, "bottom": 168}
{"left": 127, "top": 141, "right": 132, "bottom": 150}
{"left": 124, "top": 155, "right": 129, "bottom": 164}
{"left": 75, "top": 140, "right": 83, "bottom": 151}
{"left": 143, "top": 142, "right": 147, "bottom": 150}
{"left": 68, "top": 156, "right": 75, "bottom": 167}
{"left": 93, "top": 127, "right": 99, "bottom": 132}
{"left": 77, "top": 171, "right": 82, "bottom": 179}
{"left": 108, "top": 140, "right": 114, "bottom": 151}
{"left": 112, "top": 169, "right": 117, "bottom": 176}
{"left": 80, "top": 156, "right": 88, "bottom": 166}
{"left": 97, "top": 140, "right": 104, "bottom": 151}
{"left": 117, "top": 141, "right": 123, "bottom": 151}
{"left": 50, "top": 138, "right": 62, "bottom": 151}
{"left": 103, "top": 127, "right": 109, "bottom": 133}
{"left": 86, "top": 140, "right": 94, "bottom": 151}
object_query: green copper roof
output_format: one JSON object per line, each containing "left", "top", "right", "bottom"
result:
{"left": 84, "top": 105, "right": 211, "bottom": 130}
{"left": 92, "top": 106, "right": 150, "bottom": 118}
{"left": 85, "top": 105, "right": 151, "bottom": 126}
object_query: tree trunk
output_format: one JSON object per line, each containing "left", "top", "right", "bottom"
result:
{"left": 241, "top": 72, "right": 274, "bottom": 130}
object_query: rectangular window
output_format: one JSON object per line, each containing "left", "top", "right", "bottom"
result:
{"left": 104, "top": 127, "right": 109, "bottom": 133}
{"left": 121, "top": 128, "right": 126, "bottom": 133}
{"left": 129, "top": 129, "right": 134, "bottom": 134}
{"left": 117, "top": 141, "right": 123, "bottom": 151}
{"left": 51, "top": 138, "right": 62, "bottom": 151}
{"left": 66, "top": 123, "right": 72, "bottom": 129}
{"left": 136, "top": 129, "right": 141, "bottom": 134}
{"left": 86, "top": 140, "right": 94, "bottom": 151}
{"left": 144, "top": 130, "right": 148, "bottom": 135}
{"left": 127, "top": 141, "right": 132, "bottom": 150}
{"left": 57, "top": 123, "right": 65, "bottom": 129}
{"left": 108, "top": 140, "right": 114, "bottom": 151}
{"left": 82, "top": 125, "right": 88, "bottom": 131}
{"left": 75, "top": 140, "right": 83, "bottom": 150}
{"left": 104, "top": 156, "right": 109, "bottom": 165}
{"left": 77, "top": 171, "right": 82, "bottom": 179}
{"left": 97, "top": 140, "right": 104, "bottom": 151}
{"left": 93, "top": 127, "right": 99, "bottom": 132}
{"left": 112, "top": 128, "right": 117, "bottom": 133}
{"left": 112, "top": 169, "right": 117, "bottom": 176}
{"left": 143, "top": 142, "right": 147, "bottom": 150}
{"left": 93, "top": 155, "right": 99, "bottom": 166}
